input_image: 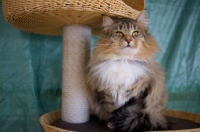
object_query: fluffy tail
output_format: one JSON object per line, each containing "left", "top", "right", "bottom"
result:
{"left": 108, "top": 88, "right": 167, "bottom": 132}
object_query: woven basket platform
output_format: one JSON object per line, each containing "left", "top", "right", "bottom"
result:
{"left": 2, "top": 0, "right": 145, "bottom": 36}
{"left": 39, "top": 110, "right": 200, "bottom": 132}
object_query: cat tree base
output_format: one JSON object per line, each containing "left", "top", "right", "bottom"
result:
{"left": 39, "top": 110, "right": 200, "bottom": 132}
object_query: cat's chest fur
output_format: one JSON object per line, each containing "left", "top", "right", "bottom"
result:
{"left": 94, "top": 59, "right": 149, "bottom": 108}
{"left": 96, "top": 59, "right": 148, "bottom": 87}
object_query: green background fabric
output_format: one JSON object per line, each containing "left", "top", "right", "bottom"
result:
{"left": 0, "top": 0, "right": 200, "bottom": 132}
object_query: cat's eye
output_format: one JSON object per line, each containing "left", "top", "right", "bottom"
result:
{"left": 116, "top": 31, "right": 124, "bottom": 37}
{"left": 132, "top": 31, "right": 138, "bottom": 36}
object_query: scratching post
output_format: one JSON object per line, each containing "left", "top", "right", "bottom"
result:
{"left": 62, "top": 25, "right": 90, "bottom": 123}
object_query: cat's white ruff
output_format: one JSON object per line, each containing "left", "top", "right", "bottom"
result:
{"left": 93, "top": 57, "right": 149, "bottom": 108}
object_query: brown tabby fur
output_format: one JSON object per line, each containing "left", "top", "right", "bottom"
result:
{"left": 87, "top": 11, "right": 168, "bottom": 132}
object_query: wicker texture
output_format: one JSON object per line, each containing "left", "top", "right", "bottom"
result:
{"left": 2, "top": 0, "right": 144, "bottom": 36}
{"left": 39, "top": 110, "right": 200, "bottom": 132}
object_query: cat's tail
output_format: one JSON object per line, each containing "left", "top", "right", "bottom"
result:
{"left": 107, "top": 90, "right": 168, "bottom": 132}
{"left": 108, "top": 110, "right": 167, "bottom": 132}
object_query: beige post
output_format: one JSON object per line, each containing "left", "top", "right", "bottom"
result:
{"left": 62, "top": 24, "right": 91, "bottom": 123}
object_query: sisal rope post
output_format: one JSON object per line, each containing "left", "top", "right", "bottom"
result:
{"left": 62, "top": 24, "right": 91, "bottom": 123}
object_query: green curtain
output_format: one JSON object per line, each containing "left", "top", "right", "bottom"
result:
{"left": 0, "top": 0, "right": 200, "bottom": 132}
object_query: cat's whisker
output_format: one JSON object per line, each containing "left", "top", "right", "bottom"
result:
{"left": 91, "top": 34, "right": 102, "bottom": 38}
{"left": 100, "top": 47, "right": 117, "bottom": 56}
{"left": 96, "top": 47, "right": 118, "bottom": 60}
{"left": 96, "top": 44, "right": 112, "bottom": 46}
{"left": 140, "top": 43, "right": 175, "bottom": 59}
{"left": 90, "top": 44, "right": 110, "bottom": 50}
{"left": 81, "top": 44, "right": 114, "bottom": 53}
{"left": 91, "top": 34, "right": 112, "bottom": 41}
{"left": 80, "top": 47, "right": 95, "bottom": 53}
{"left": 159, "top": 51, "right": 175, "bottom": 59}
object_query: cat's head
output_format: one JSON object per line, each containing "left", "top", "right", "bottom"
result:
{"left": 93, "top": 11, "right": 160, "bottom": 63}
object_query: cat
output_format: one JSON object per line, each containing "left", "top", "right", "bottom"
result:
{"left": 87, "top": 10, "right": 168, "bottom": 132}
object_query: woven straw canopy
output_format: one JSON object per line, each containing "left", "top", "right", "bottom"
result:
{"left": 2, "top": 0, "right": 145, "bottom": 36}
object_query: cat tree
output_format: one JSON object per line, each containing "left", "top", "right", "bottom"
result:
{"left": 2, "top": 0, "right": 144, "bottom": 126}
{"left": 3, "top": 0, "right": 200, "bottom": 132}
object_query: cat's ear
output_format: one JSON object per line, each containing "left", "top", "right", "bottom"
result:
{"left": 102, "top": 16, "right": 114, "bottom": 30}
{"left": 137, "top": 10, "right": 148, "bottom": 28}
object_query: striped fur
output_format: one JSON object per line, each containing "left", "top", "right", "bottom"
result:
{"left": 87, "top": 11, "right": 168, "bottom": 132}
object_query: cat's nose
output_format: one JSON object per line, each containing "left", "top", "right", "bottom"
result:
{"left": 125, "top": 38, "right": 132, "bottom": 43}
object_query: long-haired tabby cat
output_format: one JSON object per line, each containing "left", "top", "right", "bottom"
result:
{"left": 87, "top": 10, "right": 168, "bottom": 132}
